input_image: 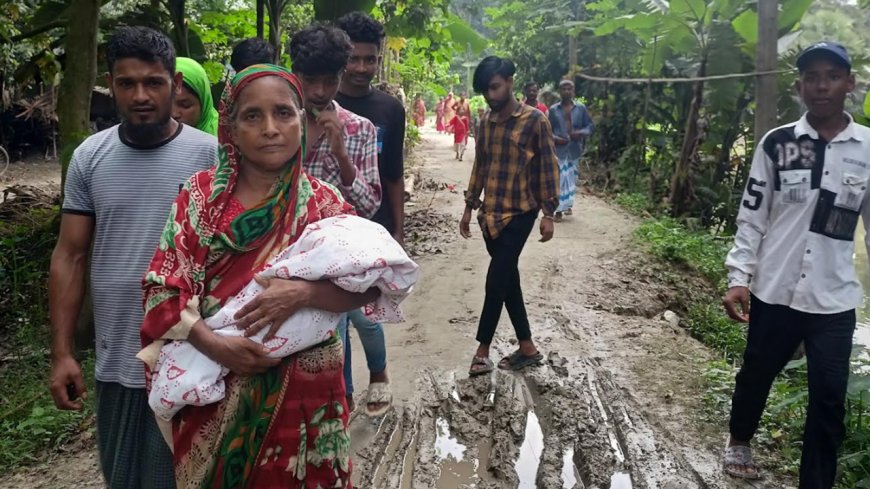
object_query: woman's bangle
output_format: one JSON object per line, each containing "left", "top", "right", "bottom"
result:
{"left": 542, "top": 215, "right": 555, "bottom": 221}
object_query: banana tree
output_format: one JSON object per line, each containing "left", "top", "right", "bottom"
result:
{"left": 587, "top": 0, "right": 811, "bottom": 216}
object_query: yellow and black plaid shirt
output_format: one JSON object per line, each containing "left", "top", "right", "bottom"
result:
{"left": 465, "top": 103, "right": 560, "bottom": 239}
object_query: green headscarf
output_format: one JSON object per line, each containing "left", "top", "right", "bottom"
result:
{"left": 176, "top": 57, "right": 219, "bottom": 136}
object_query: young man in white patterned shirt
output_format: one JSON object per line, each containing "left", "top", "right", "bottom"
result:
{"left": 722, "top": 42, "right": 868, "bottom": 488}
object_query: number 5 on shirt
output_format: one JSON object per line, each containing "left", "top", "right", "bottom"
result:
{"left": 743, "top": 178, "right": 767, "bottom": 211}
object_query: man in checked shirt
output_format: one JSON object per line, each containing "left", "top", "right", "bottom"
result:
{"left": 460, "top": 56, "right": 559, "bottom": 376}
{"left": 290, "top": 24, "right": 381, "bottom": 414}
{"left": 722, "top": 42, "right": 870, "bottom": 487}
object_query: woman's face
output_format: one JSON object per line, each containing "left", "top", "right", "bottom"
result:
{"left": 231, "top": 76, "right": 303, "bottom": 173}
{"left": 173, "top": 84, "right": 202, "bottom": 127}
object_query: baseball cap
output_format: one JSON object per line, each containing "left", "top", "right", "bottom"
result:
{"left": 796, "top": 41, "right": 851, "bottom": 72}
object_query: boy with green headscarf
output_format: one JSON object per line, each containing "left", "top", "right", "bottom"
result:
{"left": 174, "top": 57, "right": 219, "bottom": 136}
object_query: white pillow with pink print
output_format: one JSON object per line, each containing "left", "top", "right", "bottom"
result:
{"left": 147, "top": 214, "right": 419, "bottom": 421}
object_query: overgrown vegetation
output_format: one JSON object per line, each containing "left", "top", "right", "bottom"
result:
{"left": 619, "top": 193, "right": 870, "bottom": 487}
{"left": 0, "top": 205, "right": 96, "bottom": 471}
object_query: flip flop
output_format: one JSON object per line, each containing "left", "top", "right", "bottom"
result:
{"left": 723, "top": 444, "right": 761, "bottom": 480}
{"left": 498, "top": 350, "right": 544, "bottom": 371}
{"left": 365, "top": 382, "right": 392, "bottom": 418}
{"left": 469, "top": 356, "right": 494, "bottom": 377}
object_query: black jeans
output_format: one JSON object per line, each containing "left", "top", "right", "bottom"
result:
{"left": 729, "top": 295, "right": 855, "bottom": 489}
{"left": 475, "top": 210, "right": 538, "bottom": 345}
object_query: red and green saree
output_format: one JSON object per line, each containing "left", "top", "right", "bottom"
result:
{"left": 139, "top": 65, "right": 354, "bottom": 489}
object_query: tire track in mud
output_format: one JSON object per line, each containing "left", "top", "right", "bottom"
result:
{"left": 351, "top": 355, "right": 719, "bottom": 488}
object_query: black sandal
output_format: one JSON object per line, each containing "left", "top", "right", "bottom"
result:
{"left": 498, "top": 350, "right": 544, "bottom": 371}
{"left": 469, "top": 356, "right": 494, "bottom": 377}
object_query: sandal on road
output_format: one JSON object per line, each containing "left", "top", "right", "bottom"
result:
{"left": 469, "top": 356, "right": 494, "bottom": 377}
{"left": 365, "top": 382, "right": 392, "bottom": 418}
{"left": 723, "top": 444, "right": 761, "bottom": 480}
{"left": 498, "top": 350, "right": 544, "bottom": 371}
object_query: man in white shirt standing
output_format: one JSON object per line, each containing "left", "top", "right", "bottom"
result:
{"left": 722, "top": 42, "right": 867, "bottom": 487}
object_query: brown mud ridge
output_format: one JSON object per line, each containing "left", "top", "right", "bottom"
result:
{"left": 351, "top": 354, "right": 729, "bottom": 489}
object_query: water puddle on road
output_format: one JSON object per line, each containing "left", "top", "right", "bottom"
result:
{"left": 434, "top": 416, "right": 467, "bottom": 461}
{"left": 609, "top": 472, "right": 633, "bottom": 489}
{"left": 561, "top": 447, "right": 580, "bottom": 488}
{"left": 515, "top": 411, "right": 545, "bottom": 488}
{"left": 434, "top": 417, "right": 479, "bottom": 487}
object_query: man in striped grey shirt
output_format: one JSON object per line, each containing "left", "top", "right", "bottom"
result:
{"left": 48, "top": 27, "right": 217, "bottom": 488}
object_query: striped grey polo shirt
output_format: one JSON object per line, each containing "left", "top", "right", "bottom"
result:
{"left": 63, "top": 123, "right": 218, "bottom": 388}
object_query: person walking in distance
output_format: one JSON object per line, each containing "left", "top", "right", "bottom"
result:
{"left": 448, "top": 107, "right": 469, "bottom": 160}
{"left": 722, "top": 42, "right": 867, "bottom": 488}
{"left": 48, "top": 26, "right": 217, "bottom": 488}
{"left": 460, "top": 56, "right": 559, "bottom": 376}
{"left": 336, "top": 11, "right": 406, "bottom": 417}
{"left": 523, "top": 82, "right": 548, "bottom": 114}
{"left": 548, "top": 79, "right": 593, "bottom": 221}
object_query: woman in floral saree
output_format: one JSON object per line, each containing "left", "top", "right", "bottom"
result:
{"left": 139, "top": 64, "right": 375, "bottom": 488}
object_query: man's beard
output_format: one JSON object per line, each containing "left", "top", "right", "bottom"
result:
{"left": 118, "top": 92, "right": 174, "bottom": 144}
{"left": 487, "top": 95, "right": 510, "bottom": 112}
{"left": 125, "top": 117, "right": 171, "bottom": 143}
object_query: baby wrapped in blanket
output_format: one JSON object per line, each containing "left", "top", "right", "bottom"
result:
{"left": 147, "top": 215, "right": 419, "bottom": 421}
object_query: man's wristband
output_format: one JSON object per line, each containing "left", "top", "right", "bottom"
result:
{"left": 542, "top": 215, "right": 555, "bottom": 221}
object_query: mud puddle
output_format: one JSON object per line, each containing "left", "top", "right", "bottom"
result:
{"left": 350, "top": 352, "right": 727, "bottom": 489}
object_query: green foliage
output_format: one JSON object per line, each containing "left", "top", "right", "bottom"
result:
{"left": 0, "top": 207, "right": 97, "bottom": 471}
{"left": 405, "top": 120, "right": 421, "bottom": 149}
{"left": 631, "top": 210, "right": 870, "bottom": 486}
{"left": 703, "top": 356, "right": 870, "bottom": 486}
{"left": 614, "top": 191, "right": 652, "bottom": 215}
{"left": 634, "top": 218, "right": 729, "bottom": 283}
{"left": 0, "top": 353, "right": 96, "bottom": 471}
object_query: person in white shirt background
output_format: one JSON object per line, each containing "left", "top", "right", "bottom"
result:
{"left": 722, "top": 41, "right": 868, "bottom": 487}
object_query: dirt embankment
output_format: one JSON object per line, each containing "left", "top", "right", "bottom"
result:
{"left": 1, "top": 127, "right": 779, "bottom": 489}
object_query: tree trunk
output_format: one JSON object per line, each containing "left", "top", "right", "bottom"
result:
{"left": 166, "top": 0, "right": 188, "bottom": 57}
{"left": 257, "top": 0, "right": 265, "bottom": 39}
{"left": 754, "top": 0, "right": 778, "bottom": 141}
{"left": 267, "top": 0, "right": 285, "bottom": 62}
{"left": 57, "top": 0, "right": 100, "bottom": 349}
{"left": 58, "top": 0, "right": 99, "bottom": 191}
{"left": 669, "top": 58, "right": 707, "bottom": 216}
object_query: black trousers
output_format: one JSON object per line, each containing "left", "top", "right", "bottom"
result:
{"left": 475, "top": 210, "right": 538, "bottom": 345}
{"left": 729, "top": 295, "right": 855, "bottom": 489}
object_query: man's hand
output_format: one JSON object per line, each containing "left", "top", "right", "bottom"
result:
{"left": 539, "top": 217, "right": 554, "bottom": 242}
{"left": 235, "top": 276, "right": 313, "bottom": 340}
{"left": 723, "top": 286, "right": 750, "bottom": 323}
{"left": 49, "top": 355, "right": 86, "bottom": 410}
{"left": 317, "top": 109, "right": 347, "bottom": 159}
{"left": 554, "top": 136, "right": 569, "bottom": 146}
{"left": 460, "top": 207, "right": 473, "bottom": 239}
{"left": 211, "top": 336, "right": 281, "bottom": 376}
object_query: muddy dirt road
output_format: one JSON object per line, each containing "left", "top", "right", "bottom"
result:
{"left": 1, "top": 127, "right": 778, "bottom": 488}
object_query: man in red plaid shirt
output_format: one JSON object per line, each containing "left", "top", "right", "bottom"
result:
{"left": 290, "top": 24, "right": 382, "bottom": 415}
{"left": 290, "top": 23, "right": 381, "bottom": 219}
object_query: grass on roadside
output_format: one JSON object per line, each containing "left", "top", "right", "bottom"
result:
{"left": 0, "top": 206, "right": 97, "bottom": 472}
{"left": 615, "top": 191, "right": 870, "bottom": 487}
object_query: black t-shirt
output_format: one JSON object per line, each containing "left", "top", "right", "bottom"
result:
{"left": 335, "top": 89, "right": 405, "bottom": 233}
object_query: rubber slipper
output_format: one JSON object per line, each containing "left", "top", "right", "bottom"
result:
{"left": 469, "top": 356, "right": 494, "bottom": 377}
{"left": 723, "top": 444, "right": 761, "bottom": 480}
{"left": 498, "top": 350, "right": 543, "bottom": 371}
{"left": 365, "top": 382, "right": 392, "bottom": 418}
